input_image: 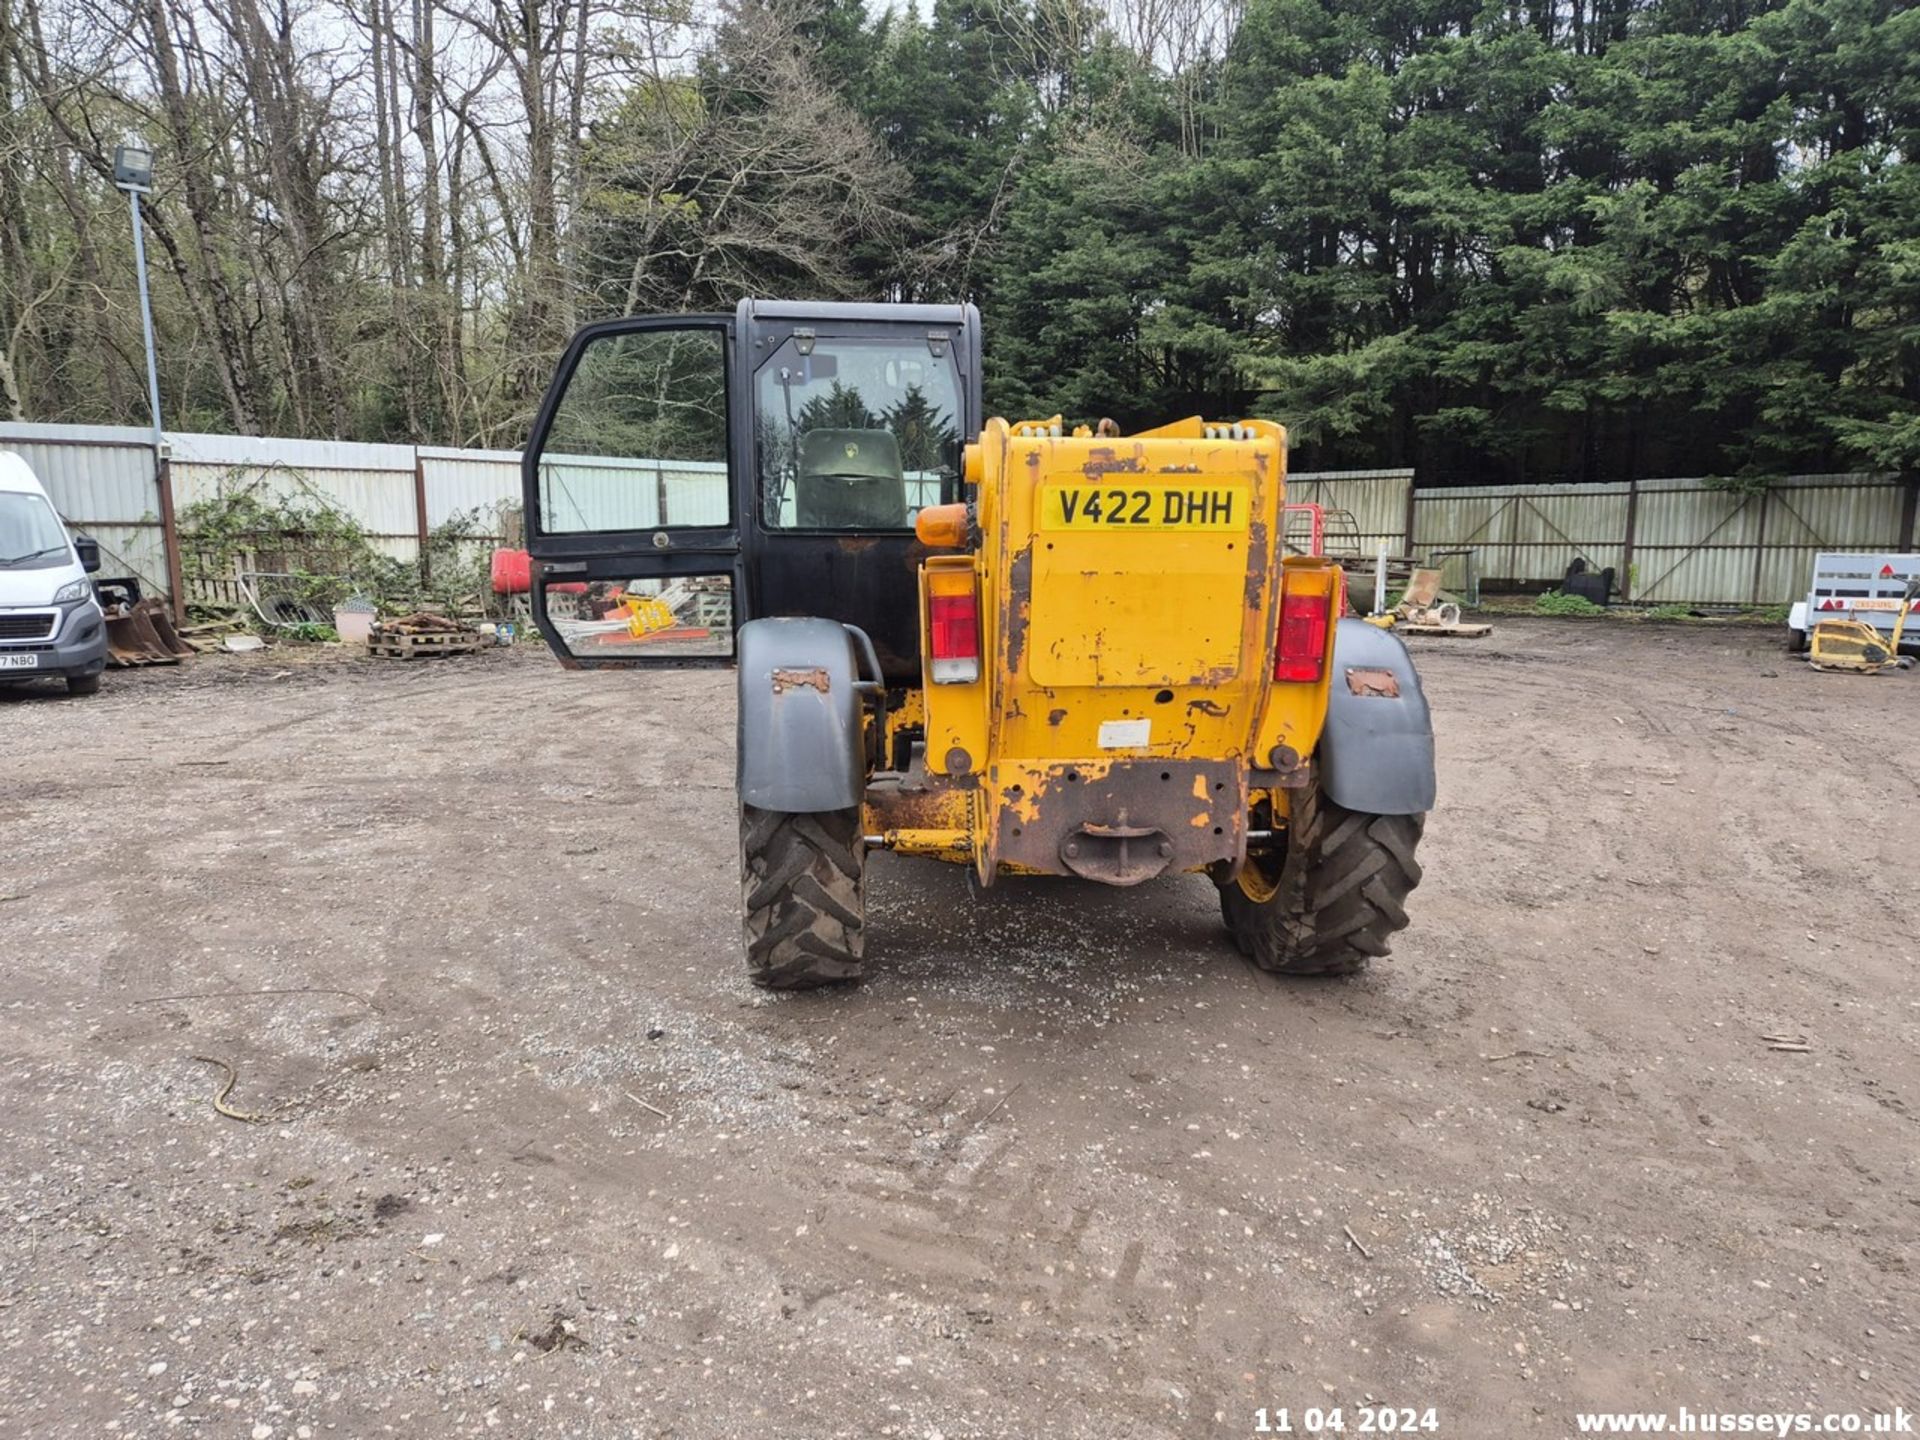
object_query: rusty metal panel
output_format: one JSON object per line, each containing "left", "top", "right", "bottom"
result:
{"left": 1346, "top": 666, "right": 1400, "bottom": 697}
{"left": 992, "top": 758, "right": 1243, "bottom": 884}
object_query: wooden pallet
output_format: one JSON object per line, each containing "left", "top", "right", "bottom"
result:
{"left": 367, "top": 629, "right": 485, "bottom": 659}
{"left": 1398, "top": 622, "right": 1493, "bottom": 638}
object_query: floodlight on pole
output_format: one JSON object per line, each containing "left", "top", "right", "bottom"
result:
{"left": 112, "top": 139, "right": 163, "bottom": 448}
{"left": 112, "top": 142, "right": 155, "bottom": 192}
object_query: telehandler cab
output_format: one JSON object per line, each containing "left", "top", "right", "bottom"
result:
{"left": 523, "top": 301, "right": 1435, "bottom": 989}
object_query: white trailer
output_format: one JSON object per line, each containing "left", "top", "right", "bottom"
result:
{"left": 1787, "top": 552, "right": 1920, "bottom": 654}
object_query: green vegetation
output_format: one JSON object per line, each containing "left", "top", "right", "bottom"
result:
{"left": 1518, "top": 595, "right": 1792, "bottom": 623}
{"left": 1533, "top": 591, "right": 1608, "bottom": 617}
{"left": 7, "top": 0, "right": 1915, "bottom": 483}
{"left": 841, "top": 0, "right": 1920, "bottom": 483}
{"left": 179, "top": 488, "right": 400, "bottom": 620}
{"left": 180, "top": 484, "right": 505, "bottom": 627}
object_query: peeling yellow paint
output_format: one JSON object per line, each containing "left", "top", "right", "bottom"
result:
{"left": 912, "top": 415, "right": 1339, "bottom": 886}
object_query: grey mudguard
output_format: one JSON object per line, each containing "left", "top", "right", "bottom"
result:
{"left": 736, "top": 617, "right": 865, "bottom": 813}
{"left": 1317, "top": 618, "right": 1437, "bottom": 815}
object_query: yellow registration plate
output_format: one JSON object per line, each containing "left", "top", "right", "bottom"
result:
{"left": 1040, "top": 483, "right": 1247, "bottom": 531}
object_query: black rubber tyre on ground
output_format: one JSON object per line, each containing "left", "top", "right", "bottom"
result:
{"left": 1217, "top": 788, "right": 1424, "bottom": 976}
{"left": 66, "top": 673, "right": 101, "bottom": 696}
{"left": 740, "top": 805, "right": 866, "bottom": 989}
{"left": 1786, "top": 628, "right": 1808, "bottom": 655}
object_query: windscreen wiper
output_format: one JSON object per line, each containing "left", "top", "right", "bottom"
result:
{"left": 0, "top": 545, "right": 66, "bottom": 566}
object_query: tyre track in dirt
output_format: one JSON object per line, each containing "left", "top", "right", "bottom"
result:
{"left": 3, "top": 624, "right": 1917, "bottom": 1438}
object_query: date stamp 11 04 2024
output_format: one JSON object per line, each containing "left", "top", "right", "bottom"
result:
{"left": 1254, "top": 1407, "right": 1442, "bottom": 1436}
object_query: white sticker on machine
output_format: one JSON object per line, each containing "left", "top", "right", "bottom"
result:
{"left": 1097, "top": 718, "right": 1152, "bottom": 749}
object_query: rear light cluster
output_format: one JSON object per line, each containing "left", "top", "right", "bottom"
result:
{"left": 927, "top": 576, "right": 980, "bottom": 684}
{"left": 1274, "top": 585, "right": 1332, "bottom": 683}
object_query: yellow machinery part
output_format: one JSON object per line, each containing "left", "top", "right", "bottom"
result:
{"left": 1808, "top": 619, "right": 1895, "bottom": 672}
{"left": 891, "top": 415, "right": 1340, "bottom": 886}
{"left": 1807, "top": 579, "right": 1918, "bottom": 672}
{"left": 622, "top": 595, "right": 678, "bottom": 638}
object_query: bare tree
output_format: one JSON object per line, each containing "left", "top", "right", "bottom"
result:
{"left": 576, "top": 0, "right": 906, "bottom": 321}
{"left": 0, "top": 0, "right": 956, "bottom": 442}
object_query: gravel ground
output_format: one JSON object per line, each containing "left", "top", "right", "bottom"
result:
{"left": 0, "top": 620, "right": 1915, "bottom": 1439}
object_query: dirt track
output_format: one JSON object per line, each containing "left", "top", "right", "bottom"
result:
{"left": 1, "top": 620, "right": 1916, "bottom": 1439}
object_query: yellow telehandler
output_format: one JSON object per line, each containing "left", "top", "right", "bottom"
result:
{"left": 522, "top": 302, "right": 1433, "bottom": 988}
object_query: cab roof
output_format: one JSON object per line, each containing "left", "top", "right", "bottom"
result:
{"left": 738, "top": 299, "right": 977, "bottom": 328}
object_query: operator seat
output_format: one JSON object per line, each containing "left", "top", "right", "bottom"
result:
{"left": 795, "top": 429, "right": 908, "bottom": 530}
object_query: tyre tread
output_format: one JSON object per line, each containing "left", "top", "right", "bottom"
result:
{"left": 741, "top": 805, "right": 865, "bottom": 989}
{"left": 1219, "top": 790, "right": 1423, "bottom": 977}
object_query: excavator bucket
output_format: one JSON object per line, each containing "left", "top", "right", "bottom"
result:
{"left": 104, "top": 597, "right": 194, "bottom": 667}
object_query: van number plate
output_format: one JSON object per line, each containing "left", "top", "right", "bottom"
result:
{"left": 0, "top": 653, "right": 39, "bottom": 669}
{"left": 1042, "top": 484, "right": 1246, "bottom": 531}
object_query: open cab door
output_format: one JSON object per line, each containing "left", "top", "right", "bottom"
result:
{"left": 523, "top": 315, "right": 742, "bottom": 667}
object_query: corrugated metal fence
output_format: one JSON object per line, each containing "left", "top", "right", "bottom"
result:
{"left": 0, "top": 424, "right": 176, "bottom": 599}
{"left": 0, "top": 423, "right": 529, "bottom": 613}
{"left": 3, "top": 422, "right": 1912, "bottom": 611}
{"left": 1410, "top": 474, "right": 1919, "bottom": 603}
{"left": 1287, "top": 469, "right": 1415, "bottom": 560}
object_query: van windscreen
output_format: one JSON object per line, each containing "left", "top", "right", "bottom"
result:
{"left": 0, "top": 492, "right": 72, "bottom": 569}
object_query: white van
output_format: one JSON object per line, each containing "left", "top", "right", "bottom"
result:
{"left": 0, "top": 452, "right": 108, "bottom": 696}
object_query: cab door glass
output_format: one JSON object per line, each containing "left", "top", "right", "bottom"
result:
{"left": 756, "top": 338, "right": 962, "bottom": 530}
{"left": 538, "top": 327, "right": 728, "bottom": 533}
{"left": 542, "top": 574, "right": 735, "bottom": 659}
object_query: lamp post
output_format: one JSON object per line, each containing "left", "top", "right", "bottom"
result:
{"left": 112, "top": 140, "right": 162, "bottom": 449}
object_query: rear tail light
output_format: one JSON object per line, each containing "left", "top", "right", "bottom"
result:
{"left": 1274, "top": 584, "right": 1332, "bottom": 683}
{"left": 927, "top": 578, "right": 980, "bottom": 684}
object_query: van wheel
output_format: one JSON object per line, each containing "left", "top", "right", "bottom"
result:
{"left": 1786, "top": 628, "right": 1807, "bottom": 655}
{"left": 1217, "top": 788, "right": 1423, "bottom": 976}
{"left": 740, "top": 805, "right": 865, "bottom": 989}
{"left": 66, "top": 673, "right": 101, "bottom": 696}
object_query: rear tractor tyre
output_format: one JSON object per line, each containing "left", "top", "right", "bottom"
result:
{"left": 1218, "top": 791, "right": 1424, "bottom": 977}
{"left": 740, "top": 805, "right": 866, "bottom": 990}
